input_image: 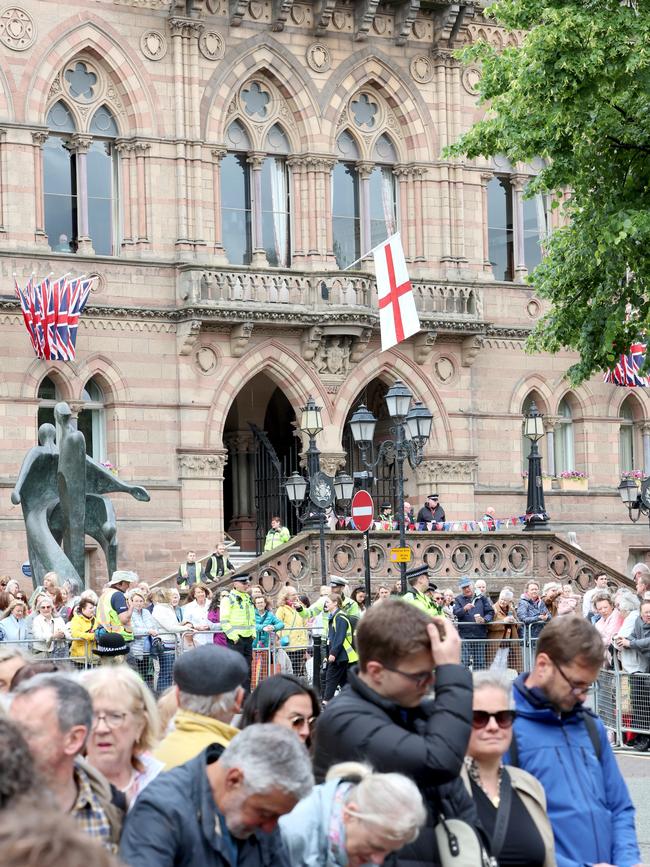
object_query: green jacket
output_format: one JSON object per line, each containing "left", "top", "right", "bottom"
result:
{"left": 264, "top": 525, "right": 291, "bottom": 551}
{"left": 403, "top": 589, "right": 443, "bottom": 618}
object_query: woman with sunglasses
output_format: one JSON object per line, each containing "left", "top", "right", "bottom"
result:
{"left": 240, "top": 673, "right": 320, "bottom": 746}
{"left": 463, "top": 671, "right": 556, "bottom": 866}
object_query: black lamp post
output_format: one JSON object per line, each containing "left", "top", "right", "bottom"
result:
{"left": 523, "top": 401, "right": 549, "bottom": 530}
{"left": 348, "top": 380, "right": 433, "bottom": 593}
{"left": 285, "top": 397, "right": 354, "bottom": 583}
{"left": 618, "top": 477, "right": 650, "bottom": 526}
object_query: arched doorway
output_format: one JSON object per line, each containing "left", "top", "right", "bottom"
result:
{"left": 342, "top": 378, "right": 419, "bottom": 515}
{"left": 223, "top": 373, "right": 299, "bottom": 553}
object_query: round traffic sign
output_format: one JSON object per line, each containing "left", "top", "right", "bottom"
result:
{"left": 351, "top": 490, "right": 374, "bottom": 533}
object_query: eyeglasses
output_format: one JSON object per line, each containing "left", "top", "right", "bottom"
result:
{"left": 553, "top": 662, "right": 594, "bottom": 697}
{"left": 382, "top": 664, "right": 435, "bottom": 688}
{"left": 472, "top": 710, "right": 516, "bottom": 729}
{"left": 289, "top": 715, "right": 315, "bottom": 730}
{"left": 93, "top": 711, "right": 129, "bottom": 729}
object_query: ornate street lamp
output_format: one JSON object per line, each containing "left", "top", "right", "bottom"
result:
{"left": 618, "top": 477, "right": 650, "bottom": 525}
{"left": 523, "top": 401, "right": 550, "bottom": 530}
{"left": 349, "top": 382, "right": 433, "bottom": 593}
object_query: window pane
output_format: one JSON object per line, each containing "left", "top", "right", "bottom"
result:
{"left": 332, "top": 163, "right": 360, "bottom": 269}
{"left": 261, "top": 157, "right": 289, "bottom": 267}
{"left": 38, "top": 406, "right": 55, "bottom": 430}
{"left": 523, "top": 193, "right": 545, "bottom": 272}
{"left": 77, "top": 409, "right": 94, "bottom": 458}
{"left": 47, "top": 101, "right": 76, "bottom": 133}
{"left": 87, "top": 142, "right": 114, "bottom": 255}
{"left": 487, "top": 177, "right": 513, "bottom": 281}
{"left": 90, "top": 105, "right": 118, "bottom": 137}
{"left": 620, "top": 425, "right": 634, "bottom": 473}
{"left": 44, "top": 138, "right": 76, "bottom": 252}
{"left": 369, "top": 166, "right": 396, "bottom": 248}
{"left": 221, "top": 153, "right": 251, "bottom": 265}
{"left": 38, "top": 376, "right": 57, "bottom": 400}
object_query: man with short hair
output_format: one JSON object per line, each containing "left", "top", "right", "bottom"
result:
{"left": 516, "top": 579, "right": 550, "bottom": 638}
{"left": 509, "top": 617, "right": 642, "bottom": 867}
{"left": 583, "top": 573, "right": 609, "bottom": 620}
{"left": 416, "top": 493, "right": 445, "bottom": 527}
{"left": 632, "top": 562, "right": 650, "bottom": 600}
{"left": 220, "top": 573, "right": 256, "bottom": 691}
{"left": 313, "top": 599, "right": 475, "bottom": 867}
{"left": 453, "top": 576, "right": 494, "bottom": 669}
{"left": 154, "top": 644, "right": 247, "bottom": 769}
{"left": 177, "top": 551, "right": 203, "bottom": 588}
{"left": 205, "top": 542, "right": 234, "bottom": 582}
{"left": 263, "top": 516, "right": 290, "bottom": 552}
{"left": 121, "top": 725, "right": 313, "bottom": 867}
{"left": 9, "top": 673, "right": 123, "bottom": 850}
{"left": 95, "top": 570, "right": 137, "bottom": 642}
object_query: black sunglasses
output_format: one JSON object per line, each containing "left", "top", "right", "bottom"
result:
{"left": 472, "top": 710, "right": 516, "bottom": 729}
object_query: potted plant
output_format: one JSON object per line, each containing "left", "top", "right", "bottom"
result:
{"left": 621, "top": 470, "right": 645, "bottom": 488}
{"left": 558, "top": 470, "right": 588, "bottom": 491}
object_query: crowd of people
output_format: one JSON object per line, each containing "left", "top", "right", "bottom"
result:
{"left": 0, "top": 594, "right": 646, "bottom": 867}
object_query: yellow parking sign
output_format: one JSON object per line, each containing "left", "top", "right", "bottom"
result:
{"left": 390, "top": 547, "right": 412, "bottom": 563}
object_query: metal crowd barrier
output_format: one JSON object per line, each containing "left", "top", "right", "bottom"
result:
{"left": 593, "top": 652, "right": 650, "bottom": 747}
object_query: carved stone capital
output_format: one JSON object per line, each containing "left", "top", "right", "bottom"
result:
{"left": 461, "top": 335, "right": 482, "bottom": 368}
{"left": 246, "top": 152, "right": 266, "bottom": 170}
{"left": 211, "top": 147, "right": 227, "bottom": 162}
{"left": 350, "top": 327, "right": 372, "bottom": 364}
{"left": 319, "top": 452, "right": 347, "bottom": 477}
{"left": 31, "top": 130, "right": 48, "bottom": 147}
{"left": 416, "top": 458, "right": 478, "bottom": 484}
{"left": 301, "top": 325, "right": 324, "bottom": 362}
{"left": 414, "top": 330, "right": 437, "bottom": 365}
{"left": 543, "top": 416, "right": 559, "bottom": 434}
{"left": 69, "top": 134, "right": 93, "bottom": 155}
{"left": 230, "top": 321, "right": 254, "bottom": 358}
{"left": 178, "top": 450, "right": 228, "bottom": 480}
{"left": 642, "top": 423, "right": 650, "bottom": 437}
{"left": 356, "top": 160, "right": 375, "bottom": 180}
{"left": 177, "top": 319, "right": 202, "bottom": 356}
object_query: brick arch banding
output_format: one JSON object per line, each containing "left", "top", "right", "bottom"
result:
{"left": 508, "top": 374, "right": 554, "bottom": 417}
{"left": 22, "top": 17, "right": 159, "bottom": 134}
{"left": 319, "top": 49, "right": 435, "bottom": 162}
{"left": 201, "top": 36, "right": 321, "bottom": 148}
{"left": 74, "top": 353, "right": 132, "bottom": 403}
{"left": 205, "top": 341, "right": 332, "bottom": 450}
{"left": 335, "top": 349, "right": 451, "bottom": 454}
{"left": 0, "top": 65, "right": 15, "bottom": 121}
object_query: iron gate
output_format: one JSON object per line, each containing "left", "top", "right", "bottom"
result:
{"left": 342, "top": 427, "right": 397, "bottom": 513}
{"left": 250, "top": 424, "right": 300, "bottom": 555}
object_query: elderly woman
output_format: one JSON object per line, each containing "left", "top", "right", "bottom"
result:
{"left": 556, "top": 583, "right": 580, "bottom": 616}
{"left": 280, "top": 761, "right": 426, "bottom": 866}
{"left": 127, "top": 589, "right": 159, "bottom": 687}
{"left": 593, "top": 591, "right": 624, "bottom": 652}
{"left": 275, "top": 585, "right": 310, "bottom": 675}
{"left": 441, "top": 588, "right": 456, "bottom": 621}
{"left": 31, "top": 595, "right": 67, "bottom": 657}
{"left": 82, "top": 665, "right": 163, "bottom": 807}
{"left": 0, "top": 599, "right": 29, "bottom": 646}
{"left": 463, "top": 671, "right": 556, "bottom": 866}
{"left": 66, "top": 597, "right": 97, "bottom": 662}
{"left": 487, "top": 587, "right": 520, "bottom": 670}
{"left": 615, "top": 593, "right": 649, "bottom": 750}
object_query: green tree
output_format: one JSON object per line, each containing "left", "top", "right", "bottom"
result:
{"left": 447, "top": 0, "right": 650, "bottom": 384}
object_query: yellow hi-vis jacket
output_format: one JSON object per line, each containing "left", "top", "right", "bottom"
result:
{"left": 96, "top": 588, "right": 133, "bottom": 640}
{"left": 219, "top": 589, "right": 255, "bottom": 641}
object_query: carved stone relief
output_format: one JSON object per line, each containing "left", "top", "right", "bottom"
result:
{"left": 312, "top": 335, "right": 351, "bottom": 377}
{"left": 433, "top": 356, "right": 455, "bottom": 385}
{"left": 416, "top": 459, "right": 478, "bottom": 484}
{"left": 410, "top": 55, "right": 433, "bottom": 84}
{"left": 199, "top": 30, "right": 225, "bottom": 60}
{"left": 461, "top": 66, "right": 481, "bottom": 95}
{"left": 0, "top": 7, "right": 35, "bottom": 50}
{"left": 306, "top": 42, "right": 331, "bottom": 73}
{"left": 177, "top": 451, "right": 228, "bottom": 479}
{"left": 195, "top": 345, "right": 218, "bottom": 375}
{"left": 140, "top": 30, "right": 168, "bottom": 61}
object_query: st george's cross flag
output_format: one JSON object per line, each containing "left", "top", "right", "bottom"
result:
{"left": 373, "top": 234, "right": 421, "bottom": 352}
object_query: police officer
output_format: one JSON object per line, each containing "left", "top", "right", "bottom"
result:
{"left": 403, "top": 564, "right": 441, "bottom": 617}
{"left": 323, "top": 592, "right": 359, "bottom": 703}
{"left": 219, "top": 573, "right": 255, "bottom": 691}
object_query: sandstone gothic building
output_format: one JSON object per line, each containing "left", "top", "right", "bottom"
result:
{"left": 0, "top": 0, "right": 648, "bottom": 583}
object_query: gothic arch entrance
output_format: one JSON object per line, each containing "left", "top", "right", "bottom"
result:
{"left": 223, "top": 373, "right": 298, "bottom": 552}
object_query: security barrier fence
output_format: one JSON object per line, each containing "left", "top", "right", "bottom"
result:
{"left": 4, "top": 622, "right": 648, "bottom": 745}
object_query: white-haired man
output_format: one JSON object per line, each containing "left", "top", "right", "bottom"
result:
{"left": 120, "top": 725, "right": 314, "bottom": 867}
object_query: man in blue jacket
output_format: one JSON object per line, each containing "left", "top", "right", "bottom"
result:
{"left": 120, "top": 724, "right": 313, "bottom": 867}
{"left": 508, "top": 616, "right": 642, "bottom": 867}
{"left": 453, "top": 576, "right": 494, "bottom": 669}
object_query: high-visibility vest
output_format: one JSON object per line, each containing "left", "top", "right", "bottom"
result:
{"left": 220, "top": 589, "right": 255, "bottom": 641}
{"left": 403, "top": 590, "right": 443, "bottom": 618}
{"left": 96, "top": 588, "right": 133, "bottom": 640}
{"left": 332, "top": 611, "right": 359, "bottom": 664}
{"left": 178, "top": 563, "right": 202, "bottom": 587}
{"left": 205, "top": 555, "right": 232, "bottom": 581}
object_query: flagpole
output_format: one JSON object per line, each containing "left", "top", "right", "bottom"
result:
{"left": 341, "top": 233, "right": 401, "bottom": 272}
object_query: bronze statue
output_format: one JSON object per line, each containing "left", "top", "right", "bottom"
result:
{"left": 11, "top": 402, "right": 150, "bottom": 592}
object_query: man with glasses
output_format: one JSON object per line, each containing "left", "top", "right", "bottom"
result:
{"left": 313, "top": 599, "right": 477, "bottom": 866}
{"left": 9, "top": 673, "right": 124, "bottom": 850}
{"left": 509, "top": 617, "right": 642, "bottom": 867}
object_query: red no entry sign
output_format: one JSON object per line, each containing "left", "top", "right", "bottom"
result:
{"left": 351, "top": 490, "right": 374, "bottom": 533}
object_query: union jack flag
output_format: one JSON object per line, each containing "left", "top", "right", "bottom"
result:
{"left": 14, "top": 273, "right": 93, "bottom": 361}
{"left": 604, "top": 342, "right": 649, "bottom": 387}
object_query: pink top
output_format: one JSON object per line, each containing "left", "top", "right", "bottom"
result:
{"left": 595, "top": 608, "right": 625, "bottom": 647}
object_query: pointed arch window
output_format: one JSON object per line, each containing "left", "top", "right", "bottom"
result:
{"left": 261, "top": 124, "right": 290, "bottom": 267}
{"left": 619, "top": 398, "right": 636, "bottom": 474}
{"left": 369, "top": 133, "right": 397, "bottom": 248}
{"left": 555, "top": 399, "right": 575, "bottom": 474}
{"left": 37, "top": 376, "right": 60, "bottom": 431}
{"left": 333, "top": 131, "right": 361, "bottom": 269}
{"left": 77, "top": 377, "right": 106, "bottom": 461}
{"left": 44, "top": 100, "right": 120, "bottom": 255}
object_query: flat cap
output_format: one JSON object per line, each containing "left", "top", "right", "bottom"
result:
{"left": 458, "top": 576, "right": 473, "bottom": 588}
{"left": 173, "top": 644, "right": 248, "bottom": 695}
{"left": 329, "top": 576, "right": 348, "bottom": 587}
{"left": 405, "top": 564, "right": 429, "bottom": 582}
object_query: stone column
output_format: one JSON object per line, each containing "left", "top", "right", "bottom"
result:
{"left": 31, "top": 131, "right": 48, "bottom": 244}
{"left": 322, "top": 158, "right": 336, "bottom": 263}
{"left": 307, "top": 157, "right": 319, "bottom": 256}
{"left": 642, "top": 424, "right": 650, "bottom": 477}
{"left": 69, "top": 134, "right": 94, "bottom": 255}
{"left": 169, "top": 18, "right": 190, "bottom": 250}
{"left": 226, "top": 432, "right": 257, "bottom": 550}
{"left": 177, "top": 450, "right": 228, "bottom": 536}
{"left": 414, "top": 167, "right": 426, "bottom": 262}
{"left": 480, "top": 172, "right": 493, "bottom": 274}
{"left": 133, "top": 142, "right": 151, "bottom": 246}
{"left": 287, "top": 157, "right": 305, "bottom": 263}
{"left": 0, "top": 128, "right": 5, "bottom": 232}
{"left": 247, "top": 152, "right": 268, "bottom": 267}
{"left": 544, "top": 417, "right": 558, "bottom": 478}
{"left": 188, "top": 20, "right": 205, "bottom": 251}
{"left": 356, "top": 160, "right": 373, "bottom": 257}
{"left": 210, "top": 147, "right": 228, "bottom": 263}
{"left": 394, "top": 165, "right": 411, "bottom": 259}
{"left": 115, "top": 140, "right": 133, "bottom": 245}
{"left": 511, "top": 173, "right": 528, "bottom": 282}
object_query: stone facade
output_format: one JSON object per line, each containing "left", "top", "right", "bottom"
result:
{"left": 0, "top": 0, "right": 649, "bottom": 584}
